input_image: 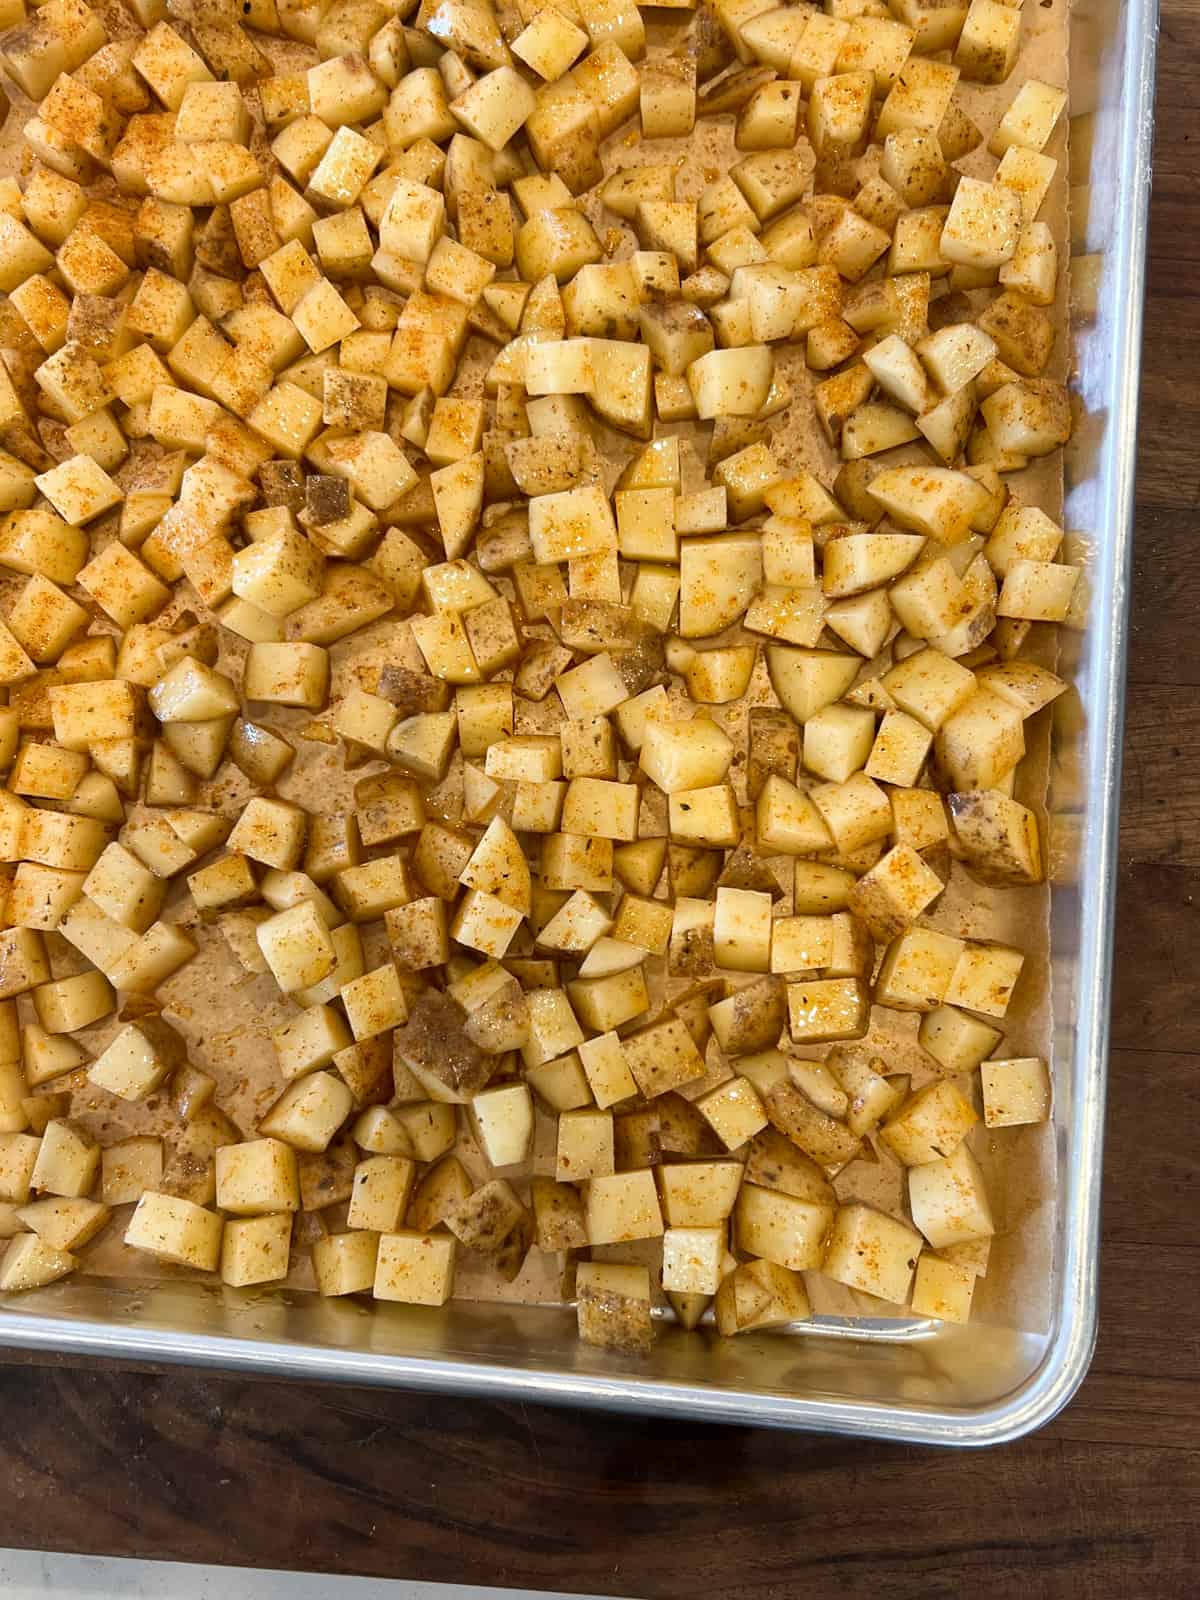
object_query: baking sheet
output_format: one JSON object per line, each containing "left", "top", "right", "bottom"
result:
{"left": 0, "top": 0, "right": 1070, "bottom": 1340}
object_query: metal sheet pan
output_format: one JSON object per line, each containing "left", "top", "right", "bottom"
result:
{"left": 0, "top": 0, "right": 1159, "bottom": 1444}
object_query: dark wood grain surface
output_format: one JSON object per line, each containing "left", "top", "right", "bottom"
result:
{"left": 2, "top": 14, "right": 1198, "bottom": 1599}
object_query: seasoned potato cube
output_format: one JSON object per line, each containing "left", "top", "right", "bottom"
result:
{"left": 786, "top": 978, "right": 869, "bottom": 1045}
{"left": 823, "top": 1202, "right": 922, "bottom": 1303}
{"left": 88, "top": 1018, "right": 186, "bottom": 1102}
{"left": 312, "top": 1230, "right": 379, "bottom": 1296}
{"left": 848, "top": 844, "right": 943, "bottom": 940}
{"left": 585, "top": 1169, "right": 663, "bottom": 1246}
{"left": 259, "top": 1070, "right": 353, "bottom": 1153}
{"left": 576, "top": 1259, "right": 654, "bottom": 1353}
{"left": 221, "top": 1212, "right": 292, "bottom": 1288}
{"left": 881, "top": 1079, "right": 978, "bottom": 1167}
{"left": 214, "top": 1138, "right": 300, "bottom": 1217}
{"left": 875, "top": 927, "right": 965, "bottom": 1012}
{"left": 980, "top": 1057, "right": 1051, "bottom": 1127}
{"left": 373, "top": 1229, "right": 456, "bottom": 1305}
{"left": 256, "top": 900, "right": 336, "bottom": 992}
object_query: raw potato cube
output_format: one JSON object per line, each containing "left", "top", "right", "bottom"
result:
{"left": 347, "top": 1155, "right": 416, "bottom": 1232}
{"left": 823, "top": 1202, "right": 922, "bottom": 1304}
{"left": 214, "top": 1138, "right": 300, "bottom": 1216}
{"left": 221, "top": 1213, "right": 293, "bottom": 1288}
{"left": 16, "top": 1197, "right": 109, "bottom": 1253}
{"left": 874, "top": 927, "right": 965, "bottom": 1013}
{"left": 880, "top": 1079, "right": 978, "bottom": 1166}
{"left": 470, "top": 1083, "right": 534, "bottom": 1168}
{"left": 945, "top": 941, "right": 1024, "bottom": 1017}
{"left": 736, "top": 1182, "right": 835, "bottom": 1272}
{"left": 576, "top": 1260, "right": 654, "bottom": 1354}
{"left": 0, "top": 1133, "right": 41, "bottom": 1204}
{"left": 256, "top": 896, "right": 336, "bottom": 995}
{"left": 125, "top": 1191, "right": 223, "bottom": 1271}
{"left": 954, "top": 0, "right": 1020, "bottom": 83}
{"left": 556, "top": 1108, "right": 614, "bottom": 1182}
{"left": 848, "top": 844, "right": 944, "bottom": 941}
{"left": 259, "top": 1071, "right": 353, "bottom": 1153}
{"left": 621, "top": 1015, "right": 706, "bottom": 1099}
{"left": 585, "top": 1169, "right": 663, "bottom": 1246}
{"left": 919, "top": 1004, "right": 1004, "bottom": 1074}
{"left": 909, "top": 1142, "right": 995, "bottom": 1249}
{"left": 661, "top": 1226, "right": 724, "bottom": 1295}
{"left": 786, "top": 978, "right": 870, "bottom": 1045}
{"left": 696, "top": 1077, "right": 768, "bottom": 1151}
{"left": 88, "top": 1019, "right": 185, "bottom": 1102}
{"left": 911, "top": 1253, "right": 976, "bottom": 1324}
{"left": 373, "top": 1230, "right": 456, "bottom": 1305}
{"left": 33, "top": 971, "right": 114, "bottom": 1035}
{"left": 714, "top": 1257, "right": 810, "bottom": 1336}
{"left": 35, "top": 455, "right": 122, "bottom": 527}
{"left": 0, "top": 1234, "right": 77, "bottom": 1292}
{"left": 980, "top": 1057, "right": 1051, "bottom": 1127}
{"left": 578, "top": 1031, "right": 639, "bottom": 1110}
{"left": 312, "top": 1230, "right": 379, "bottom": 1296}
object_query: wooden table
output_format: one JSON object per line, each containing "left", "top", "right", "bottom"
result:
{"left": 3, "top": 16, "right": 1198, "bottom": 1600}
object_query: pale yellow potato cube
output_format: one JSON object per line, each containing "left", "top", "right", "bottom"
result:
{"left": 656, "top": 1161, "right": 743, "bottom": 1229}
{"left": 221, "top": 1212, "right": 292, "bottom": 1288}
{"left": 214, "top": 1138, "right": 300, "bottom": 1216}
{"left": 848, "top": 843, "right": 944, "bottom": 941}
{"left": 228, "top": 797, "right": 308, "bottom": 872}
{"left": 909, "top": 1141, "right": 995, "bottom": 1250}
{"left": 823, "top": 1202, "right": 922, "bottom": 1303}
{"left": 989, "top": 79, "right": 1067, "bottom": 157}
{"left": 244, "top": 642, "right": 330, "bottom": 708}
{"left": 312, "top": 1229, "right": 379, "bottom": 1296}
{"left": 668, "top": 784, "right": 741, "bottom": 848}
{"left": 341, "top": 965, "right": 407, "bottom": 1042}
{"left": 946, "top": 941, "right": 1024, "bottom": 1017}
{"left": 88, "top": 1018, "right": 186, "bottom": 1102}
{"left": 373, "top": 1229, "right": 456, "bottom": 1305}
{"left": 585, "top": 1169, "right": 664, "bottom": 1246}
{"left": 256, "top": 901, "right": 335, "bottom": 993}
{"left": 786, "top": 977, "right": 869, "bottom": 1044}
{"left": 272, "top": 1005, "right": 352, "bottom": 1080}
{"left": 0, "top": 1233, "right": 77, "bottom": 1292}
{"left": 696, "top": 1076, "right": 768, "bottom": 1151}
{"left": 33, "top": 970, "right": 114, "bottom": 1035}
{"left": 126, "top": 1189, "right": 223, "bottom": 1271}
{"left": 35, "top": 454, "right": 122, "bottom": 527}
{"left": 506, "top": 985, "right": 577, "bottom": 1074}
{"left": 735, "top": 1181, "right": 835, "bottom": 1272}
{"left": 16, "top": 1196, "right": 109, "bottom": 1253}
{"left": 569, "top": 967, "right": 650, "bottom": 1033}
{"left": 556, "top": 1108, "right": 614, "bottom": 1182}
{"left": 954, "top": 0, "right": 1020, "bottom": 84}
{"left": 259, "top": 1070, "right": 353, "bottom": 1153}
{"left": 661, "top": 1225, "right": 724, "bottom": 1295}
{"left": 711, "top": 887, "right": 772, "bottom": 973}
{"left": 980, "top": 1057, "right": 1051, "bottom": 1128}
{"left": 0, "top": 1132, "right": 42, "bottom": 1204}
{"left": 880, "top": 1079, "right": 978, "bottom": 1167}
{"left": 803, "top": 704, "right": 876, "bottom": 783}
{"left": 346, "top": 1155, "right": 416, "bottom": 1233}
{"left": 770, "top": 915, "right": 834, "bottom": 975}
{"left": 910, "top": 1252, "right": 976, "bottom": 1324}
{"left": 874, "top": 927, "right": 965, "bottom": 1012}
{"left": 578, "top": 1031, "right": 638, "bottom": 1110}
{"left": 918, "top": 1004, "right": 1003, "bottom": 1075}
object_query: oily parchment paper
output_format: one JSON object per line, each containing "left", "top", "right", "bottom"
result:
{"left": 1, "top": 0, "right": 1070, "bottom": 1336}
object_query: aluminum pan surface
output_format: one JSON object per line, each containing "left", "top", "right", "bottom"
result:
{"left": 0, "top": 0, "right": 1159, "bottom": 1443}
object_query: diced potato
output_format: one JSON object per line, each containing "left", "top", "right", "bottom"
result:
{"left": 126, "top": 1190, "right": 222, "bottom": 1271}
